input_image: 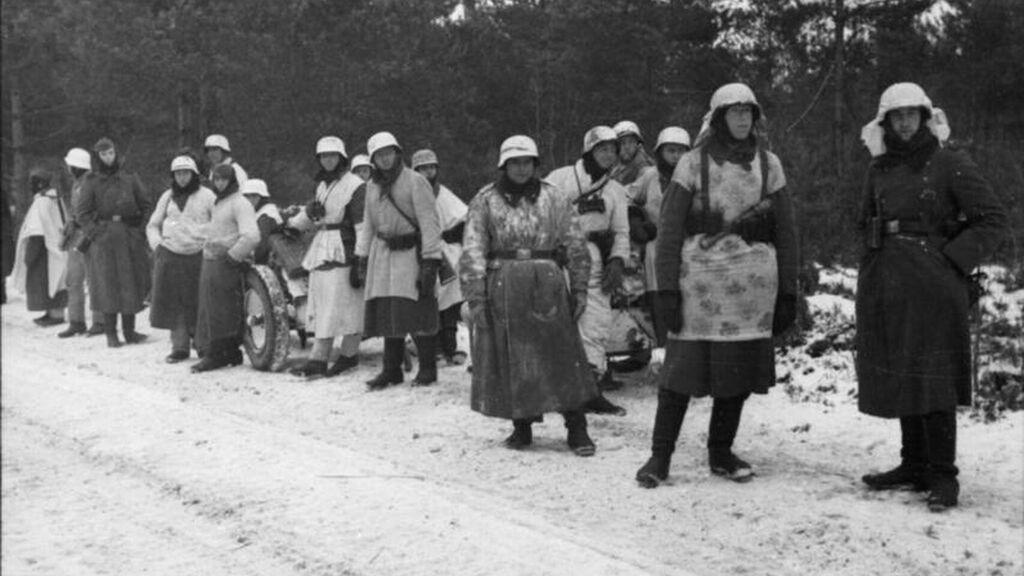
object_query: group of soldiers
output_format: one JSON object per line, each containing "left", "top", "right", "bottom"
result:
{"left": 8, "top": 80, "right": 1008, "bottom": 513}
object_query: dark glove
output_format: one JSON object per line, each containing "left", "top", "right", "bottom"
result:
{"left": 281, "top": 226, "right": 302, "bottom": 240}
{"left": 349, "top": 256, "right": 364, "bottom": 288}
{"left": 772, "top": 293, "right": 797, "bottom": 336}
{"left": 75, "top": 234, "right": 92, "bottom": 254}
{"left": 628, "top": 206, "right": 657, "bottom": 244}
{"left": 569, "top": 290, "right": 587, "bottom": 322}
{"left": 24, "top": 236, "right": 45, "bottom": 264}
{"left": 227, "top": 255, "right": 250, "bottom": 272}
{"left": 441, "top": 222, "right": 465, "bottom": 244}
{"left": 417, "top": 258, "right": 441, "bottom": 299}
{"left": 306, "top": 199, "right": 326, "bottom": 220}
{"left": 601, "top": 257, "right": 624, "bottom": 294}
{"left": 657, "top": 291, "right": 682, "bottom": 334}
{"left": 469, "top": 300, "right": 489, "bottom": 330}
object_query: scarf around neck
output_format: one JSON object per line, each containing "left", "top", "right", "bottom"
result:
{"left": 877, "top": 126, "right": 939, "bottom": 172}
{"left": 496, "top": 173, "right": 541, "bottom": 207}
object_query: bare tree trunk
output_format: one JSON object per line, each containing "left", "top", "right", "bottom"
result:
{"left": 833, "top": 0, "right": 846, "bottom": 194}
{"left": 177, "top": 80, "right": 189, "bottom": 149}
{"left": 9, "top": 73, "right": 29, "bottom": 220}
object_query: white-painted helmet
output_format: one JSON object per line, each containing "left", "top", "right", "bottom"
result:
{"left": 64, "top": 148, "right": 92, "bottom": 170}
{"left": 351, "top": 154, "right": 372, "bottom": 170}
{"left": 204, "top": 134, "right": 231, "bottom": 152}
{"left": 654, "top": 127, "right": 691, "bottom": 150}
{"left": 411, "top": 149, "right": 439, "bottom": 170}
{"left": 613, "top": 120, "right": 643, "bottom": 142}
{"left": 497, "top": 135, "right": 539, "bottom": 168}
{"left": 367, "top": 132, "right": 401, "bottom": 159}
{"left": 582, "top": 125, "right": 618, "bottom": 154}
{"left": 170, "top": 155, "right": 200, "bottom": 174}
{"left": 242, "top": 178, "right": 270, "bottom": 198}
{"left": 315, "top": 136, "right": 348, "bottom": 158}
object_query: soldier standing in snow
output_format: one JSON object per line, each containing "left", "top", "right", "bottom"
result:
{"left": 630, "top": 127, "right": 691, "bottom": 345}
{"left": 411, "top": 149, "right": 468, "bottom": 365}
{"left": 636, "top": 83, "right": 799, "bottom": 487}
{"left": 203, "top": 134, "right": 248, "bottom": 185}
{"left": 610, "top": 120, "right": 655, "bottom": 187}
{"left": 546, "top": 126, "right": 631, "bottom": 410}
{"left": 855, "top": 83, "right": 1008, "bottom": 511}
{"left": 286, "top": 136, "right": 366, "bottom": 378}
{"left": 58, "top": 148, "right": 105, "bottom": 337}
{"left": 241, "top": 179, "right": 282, "bottom": 266}
{"left": 77, "top": 138, "right": 153, "bottom": 348}
{"left": 190, "top": 164, "right": 260, "bottom": 372}
{"left": 146, "top": 155, "right": 216, "bottom": 363}
{"left": 350, "top": 154, "right": 374, "bottom": 182}
{"left": 355, "top": 132, "right": 443, "bottom": 389}
{"left": 12, "top": 167, "right": 68, "bottom": 327}
{"left": 460, "top": 135, "right": 598, "bottom": 456}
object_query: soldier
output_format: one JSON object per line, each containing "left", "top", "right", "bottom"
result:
{"left": 354, "top": 132, "right": 443, "bottom": 389}
{"left": 610, "top": 120, "right": 655, "bottom": 186}
{"left": 12, "top": 167, "right": 68, "bottom": 327}
{"left": 203, "top": 134, "right": 248, "bottom": 185}
{"left": 58, "top": 148, "right": 105, "bottom": 337}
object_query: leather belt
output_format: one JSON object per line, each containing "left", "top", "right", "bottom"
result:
{"left": 489, "top": 249, "right": 556, "bottom": 261}
{"left": 317, "top": 223, "right": 343, "bottom": 231}
{"left": 883, "top": 219, "right": 929, "bottom": 236}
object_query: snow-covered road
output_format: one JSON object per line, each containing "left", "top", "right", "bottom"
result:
{"left": 2, "top": 293, "right": 1022, "bottom": 576}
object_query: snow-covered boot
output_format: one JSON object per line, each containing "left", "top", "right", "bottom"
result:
{"left": 290, "top": 359, "right": 327, "bottom": 378}
{"left": 326, "top": 354, "right": 358, "bottom": 376}
{"left": 122, "top": 314, "right": 147, "bottom": 344}
{"left": 58, "top": 321, "right": 87, "bottom": 338}
{"left": 367, "top": 337, "right": 404, "bottom": 390}
{"left": 636, "top": 388, "right": 689, "bottom": 488}
{"left": 504, "top": 419, "right": 533, "bottom": 450}
{"left": 104, "top": 313, "right": 122, "bottom": 348}
{"left": 924, "top": 410, "right": 959, "bottom": 511}
{"left": 563, "top": 410, "right": 596, "bottom": 457}
{"left": 412, "top": 334, "right": 438, "bottom": 386}
{"left": 862, "top": 415, "right": 927, "bottom": 491}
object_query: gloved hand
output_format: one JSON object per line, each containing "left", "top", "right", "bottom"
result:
{"left": 569, "top": 290, "right": 587, "bottom": 322}
{"left": 469, "top": 299, "right": 489, "bottom": 330}
{"left": 601, "top": 257, "right": 624, "bottom": 294}
{"left": 417, "top": 258, "right": 441, "bottom": 299}
{"left": 772, "top": 293, "right": 797, "bottom": 336}
{"left": 306, "top": 199, "right": 326, "bottom": 220}
{"left": 349, "top": 256, "right": 364, "bottom": 288}
{"left": 657, "top": 291, "right": 683, "bottom": 334}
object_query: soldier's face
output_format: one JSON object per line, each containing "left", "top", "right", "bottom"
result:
{"left": 659, "top": 143, "right": 688, "bottom": 167}
{"left": 206, "top": 147, "right": 224, "bottom": 164}
{"left": 592, "top": 142, "right": 618, "bottom": 170}
{"left": 99, "top": 149, "right": 117, "bottom": 166}
{"left": 374, "top": 147, "right": 397, "bottom": 171}
{"left": 416, "top": 165, "right": 438, "bottom": 181}
{"left": 505, "top": 157, "right": 535, "bottom": 184}
{"left": 888, "top": 107, "right": 922, "bottom": 142}
{"left": 319, "top": 152, "right": 341, "bottom": 172}
{"left": 725, "top": 104, "right": 753, "bottom": 140}
{"left": 353, "top": 166, "right": 372, "bottom": 181}
{"left": 618, "top": 136, "right": 640, "bottom": 161}
{"left": 213, "top": 177, "right": 229, "bottom": 192}
{"left": 173, "top": 170, "right": 193, "bottom": 187}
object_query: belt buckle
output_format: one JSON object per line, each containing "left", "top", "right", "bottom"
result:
{"left": 111, "top": 215, "right": 123, "bottom": 222}
{"left": 515, "top": 248, "right": 531, "bottom": 260}
{"left": 884, "top": 220, "right": 899, "bottom": 234}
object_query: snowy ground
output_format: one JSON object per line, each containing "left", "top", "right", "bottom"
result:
{"left": 2, "top": 270, "right": 1022, "bottom": 576}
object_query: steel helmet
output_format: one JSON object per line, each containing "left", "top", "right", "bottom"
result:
{"left": 411, "top": 149, "right": 439, "bottom": 170}
{"left": 315, "top": 136, "right": 348, "bottom": 158}
{"left": 613, "top": 120, "right": 643, "bottom": 142}
{"left": 351, "top": 154, "right": 372, "bottom": 170}
{"left": 875, "top": 82, "right": 934, "bottom": 120}
{"left": 64, "top": 147, "right": 92, "bottom": 170}
{"left": 654, "top": 127, "right": 691, "bottom": 150}
{"left": 582, "top": 125, "right": 618, "bottom": 154}
{"left": 367, "top": 132, "right": 401, "bottom": 159}
{"left": 204, "top": 134, "right": 231, "bottom": 152}
{"left": 497, "top": 135, "right": 539, "bottom": 168}
{"left": 170, "top": 155, "right": 200, "bottom": 174}
{"left": 708, "top": 83, "right": 761, "bottom": 117}
{"left": 242, "top": 178, "right": 270, "bottom": 198}
{"left": 861, "top": 82, "right": 949, "bottom": 157}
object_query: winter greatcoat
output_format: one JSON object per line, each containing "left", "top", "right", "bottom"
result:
{"left": 291, "top": 171, "right": 366, "bottom": 338}
{"left": 546, "top": 161, "right": 631, "bottom": 373}
{"left": 77, "top": 164, "right": 152, "bottom": 314}
{"left": 146, "top": 185, "right": 216, "bottom": 330}
{"left": 194, "top": 187, "right": 259, "bottom": 354}
{"left": 656, "top": 145, "right": 798, "bottom": 397}
{"left": 435, "top": 184, "right": 467, "bottom": 311}
{"left": 855, "top": 146, "right": 1008, "bottom": 418}
{"left": 460, "top": 180, "right": 595, "bottom": 419}
{"left": 355, "top": 165, "right": 442, "bottom": 337}
{"left": 12, "top": 188, "right": 68, "bottom": 310}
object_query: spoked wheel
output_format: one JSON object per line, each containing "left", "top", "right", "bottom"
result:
{"left": 242, "top": 264, "right": 291, "bottom": 371}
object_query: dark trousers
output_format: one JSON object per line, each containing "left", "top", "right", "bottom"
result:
{"left": 439, "top": 302, "right": 462, "bottom": 357}
{"left": 649, "top": 388, "right": 748, "bottom": 457}
{"left": 383, "top": 335, "right": 437, "bottom": 375}
{"left": 901, "top": 411, "right": 957, "bottom": 477}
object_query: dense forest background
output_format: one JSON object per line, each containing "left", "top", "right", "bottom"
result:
{"left": 3, "top": 0, "right": 1022, "bottom": 266}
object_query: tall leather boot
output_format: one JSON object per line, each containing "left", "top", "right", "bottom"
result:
{"left": 367, "top": 337, "right": 404, "bottom": 390}
{"left": 562, "top": 410, "right": 596, "bottom": 457}
{"left": 863, "top": 415, "right": 928, "bottom": 491}
{"left": 104, "top": 313, "right": 122, "bottom": 348}
{"left": 924, "top": 410, "right": 959, "bottom": 511}
{"left": 122, "top": 313, "right": 147, "bottom": 344}
{"left": 636, "top": 388, "right": 690, "bottom": 488}
{"left": 708, "top": 394, "right": 753, "bottom": 482}
{"left": 411, "top": 334, "right": 438, "bottom": 385}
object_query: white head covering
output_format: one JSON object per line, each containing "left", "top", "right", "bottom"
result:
{"left": 695, "top": 83, "right": 763, "bottom": 146}
{"left": 860, "top": 82, "right": 950, "bottom": 157}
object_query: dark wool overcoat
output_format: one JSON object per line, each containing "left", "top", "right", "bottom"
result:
{"left": 855, "top": 147, "right": 1008, "bottom": 418}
